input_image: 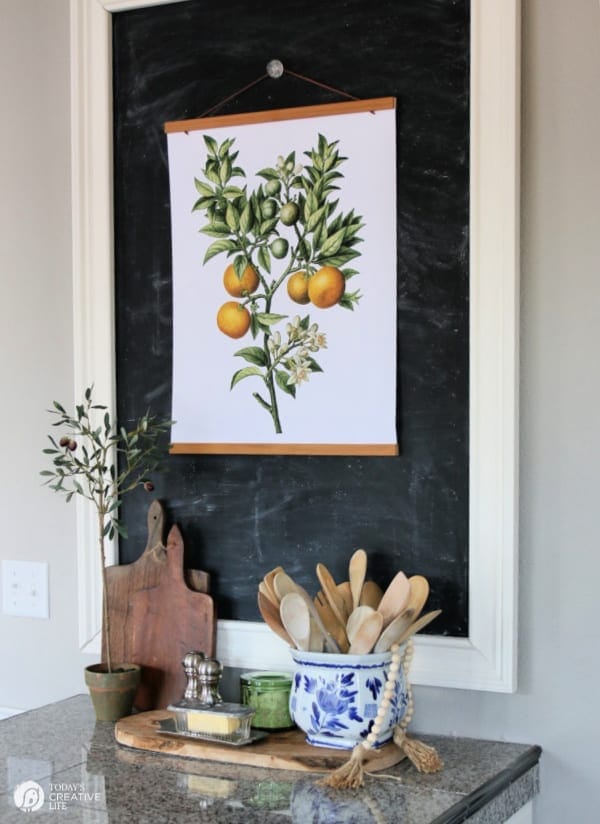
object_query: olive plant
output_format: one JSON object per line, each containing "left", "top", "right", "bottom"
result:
{"left": 41, "top": 386, "right": 171, "bottom": 672}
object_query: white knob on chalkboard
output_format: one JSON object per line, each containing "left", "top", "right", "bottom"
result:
{"left": 266, "top": 59, "right": 284, "bottom": 78}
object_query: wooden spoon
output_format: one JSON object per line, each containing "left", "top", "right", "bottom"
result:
{"left": 336, "top": 581, "right": 353, "bottom": 620}
{"left": 377, "top": 571, "right": 411, "bottom": 628}
{"left": 314, "top": 591, "right": 349, "bottom": 653}
{"left": 359, "top": 580, "right": 384, "bottom": 609}
{"left": 258, "top": 580, "right": 279, "bottom": 608}
{"left": 263, "top": 566, "right": 284, "bottom": 604}
{"left": 403, "top": 575, "right": 430, "bottom": 620}
{"left": 348, "top": 610, "right": 383, "bottom": 654}
{"left": 397, "top": 609, "right": 442, "bottom": 645}
{"left": 279, "top": 592, "right": 312, "bottom": 651}
{"left": 273, "top": 571, "right": 298, "bottom": 601}
{"left": 316, "top": 563, "right": 347, "bottom": 629}
{"left": 257, "top": 591, "right": 293, "bottom": 647}
{"left": 349, "top": 548, "right": 367, "bottom": 610}
{"left": 373, "top": 608, "right": 415, "bottom": 652}
{"left": 308, "top": 618, "right": 325, "bottom": 652}
{"left": 346, "top": 605, "right": 375, "bottom": 644}
{"left": 275, "top": 571, "right": 341, "bottom": 653}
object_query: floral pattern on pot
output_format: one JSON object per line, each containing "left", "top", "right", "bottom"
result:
{"left": 289, "top": 649, "right": 408, "bottom": 749}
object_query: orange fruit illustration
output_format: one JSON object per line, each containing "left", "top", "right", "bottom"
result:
{"left": 308, "top": 266, "right": 345, "bottom": 308}
{"left": 287, "top": 271, "right": 310, "bottom": 305}
{"left": 217, "top": 301, "right": 251, "bottom": 338}
{"left": 223, "top": 263, "right": 259, "bottom": 298}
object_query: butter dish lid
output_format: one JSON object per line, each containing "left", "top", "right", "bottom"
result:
{"left": 167, "top": 701, "right": 254, "bottom": 718}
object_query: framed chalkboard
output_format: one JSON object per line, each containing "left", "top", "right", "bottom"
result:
{"left": 71, "top": 0, "right": 520, "bottom": 692}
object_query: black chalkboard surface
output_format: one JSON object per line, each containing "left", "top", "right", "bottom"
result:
{"left": 113, "top": 0, "right": 470, "bottom": 634}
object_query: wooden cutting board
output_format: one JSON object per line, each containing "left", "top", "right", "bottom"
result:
{"left": 126, "top": 524, "right": 216, "bottom": 710}
{"left": 103, "top": 500, "right": 216, "bottom": 711}
{"left": 103, "top": 500, "right": 210, "bottom": 667}
{"left": 115, "top": 710, "right": 406, "bottom": 774}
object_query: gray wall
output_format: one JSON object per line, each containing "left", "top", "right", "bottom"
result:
{"left": 0, "top": 0, "right": 89, "bottom": 707}
{"left": 413, "top": 2, "right": 600, "bottom": 821}
{"left": 0, "top": 0, "right": 599, "bottom": 821}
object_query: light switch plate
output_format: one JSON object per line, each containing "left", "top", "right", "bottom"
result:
{"left": 1, "top": 560, "right": 49, "bottom": 619}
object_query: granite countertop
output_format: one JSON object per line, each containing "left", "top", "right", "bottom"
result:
{"left": 0, "top": 695, "right": 540, "bottom": 823}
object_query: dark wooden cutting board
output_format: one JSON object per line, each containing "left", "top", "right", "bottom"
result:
{"left": 127, "top": 523, "right": 216, "bottom": 710}
{"left": 102, "top": 500, "right": 215, "bottom": 710}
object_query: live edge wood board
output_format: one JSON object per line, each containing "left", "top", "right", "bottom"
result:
{"left": 115, "top": 710, "right": 406, "bottom": 774}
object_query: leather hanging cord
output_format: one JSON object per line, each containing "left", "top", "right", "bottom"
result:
{"left": 196, "top": 62, "right": 358, "bottom": 119}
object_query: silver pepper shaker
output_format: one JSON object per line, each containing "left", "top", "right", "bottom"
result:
{"left": 196, "top": 657, "right": 223, "bottom": 706}
{"left": 182, "top": 651, "right": 205, "bottom": 701}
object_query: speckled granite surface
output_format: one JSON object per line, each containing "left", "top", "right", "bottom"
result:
{"left": 0, "top": 696, "right": 540, "bottom": 823}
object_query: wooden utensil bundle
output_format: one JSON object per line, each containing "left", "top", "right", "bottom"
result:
{"left": 257, "top": 549, "right": 440, "bottom": 654}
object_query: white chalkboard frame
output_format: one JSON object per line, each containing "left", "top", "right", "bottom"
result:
{"left": 71, "top": 0, "right": 520, "bottom": 692}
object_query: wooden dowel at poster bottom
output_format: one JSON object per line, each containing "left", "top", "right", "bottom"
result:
{"left": 169, "top": 443, "right": 399, "bottom": 456}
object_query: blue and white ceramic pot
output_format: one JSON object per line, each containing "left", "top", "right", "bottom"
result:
{"left": 289, "top": 649, "right": 408, "bottom": 750}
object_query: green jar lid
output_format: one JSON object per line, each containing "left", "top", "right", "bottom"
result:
{"left": 240, "top": 671, "right": 292, "bottom": 690}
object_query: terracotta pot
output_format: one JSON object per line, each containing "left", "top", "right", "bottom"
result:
{"left": 84, "top": 663, "right": 141, "bottom": 722}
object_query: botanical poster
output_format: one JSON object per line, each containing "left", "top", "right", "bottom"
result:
{"left": 166, "top": 99, "right": 398, "bottom": 454}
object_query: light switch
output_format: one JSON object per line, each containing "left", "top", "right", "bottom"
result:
{"left": 1, "top": 561, "right": 49, "bottom": 619}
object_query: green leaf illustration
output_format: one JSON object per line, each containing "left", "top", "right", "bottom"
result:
{"left": 257, "top": 245, "right": 271, "bottom": 273}
{"left": 194, "top": 178, "right": 214, "bottom": 197}
{"left": 200, "top": 221, "right": 231, "bottom": 237}
{"left": 203, "top": 238, "right": 238, "bottom": 264}
{"left": 225, "top": 203, "right": 239, "bottom": 232}
{"left": 231, "top": 366, "right": 263, "bottom": 389}
{"left": 219, "top": 156, "right": 232, "bottom": 184}
{"left": 234, "top": 346, "right": 268, "bottom": 367}
{"left": 239, "top": 202, "right": 253, "bottom": 234}
{"left": 203, "top": 135, "right": 218, "bottom": 156}
{"left": 319, "top": 227, "right": 346, "bottom": 257}
{"left": 255, "top": 312, "right": 288, "bottom": 327}
{"left": 276, "top": 370, "right": 296, "bottom": 397}
{"left": 256, "top": 167, "right": 279, "bottom": 180}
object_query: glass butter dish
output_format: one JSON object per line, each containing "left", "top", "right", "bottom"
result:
{"left": 167, "top": 702, "right": 256, "bottom": 744}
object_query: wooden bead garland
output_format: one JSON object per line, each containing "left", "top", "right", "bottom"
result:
{"left": 361, "top": 639, "right": 413, "bottom": 752}
{"left": 320, "top": 637, "right": 442, "bottom": 789}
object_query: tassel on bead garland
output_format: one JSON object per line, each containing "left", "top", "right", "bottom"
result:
{"left": 319, "top": 639, "right": 443, "bottom": 790}
{"left": 393, "top": 728, "right": 444, "bottom": 774}
{"left": 318, "top": 742, "right": 371, "bottom": 790}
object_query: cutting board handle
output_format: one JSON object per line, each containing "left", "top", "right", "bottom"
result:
{"left": 145, "top": 499, "right": 166, "bottom": 557}
{"left": 165, "top": 524, "right": 186, "bottom": 583}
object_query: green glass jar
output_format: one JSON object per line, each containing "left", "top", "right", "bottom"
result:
{"left": 240, "top": 671, "right": 294, "bottom": 730}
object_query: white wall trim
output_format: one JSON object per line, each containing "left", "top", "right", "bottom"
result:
{"left": 71, "top": 0, "right": 520, "bottom": 691}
